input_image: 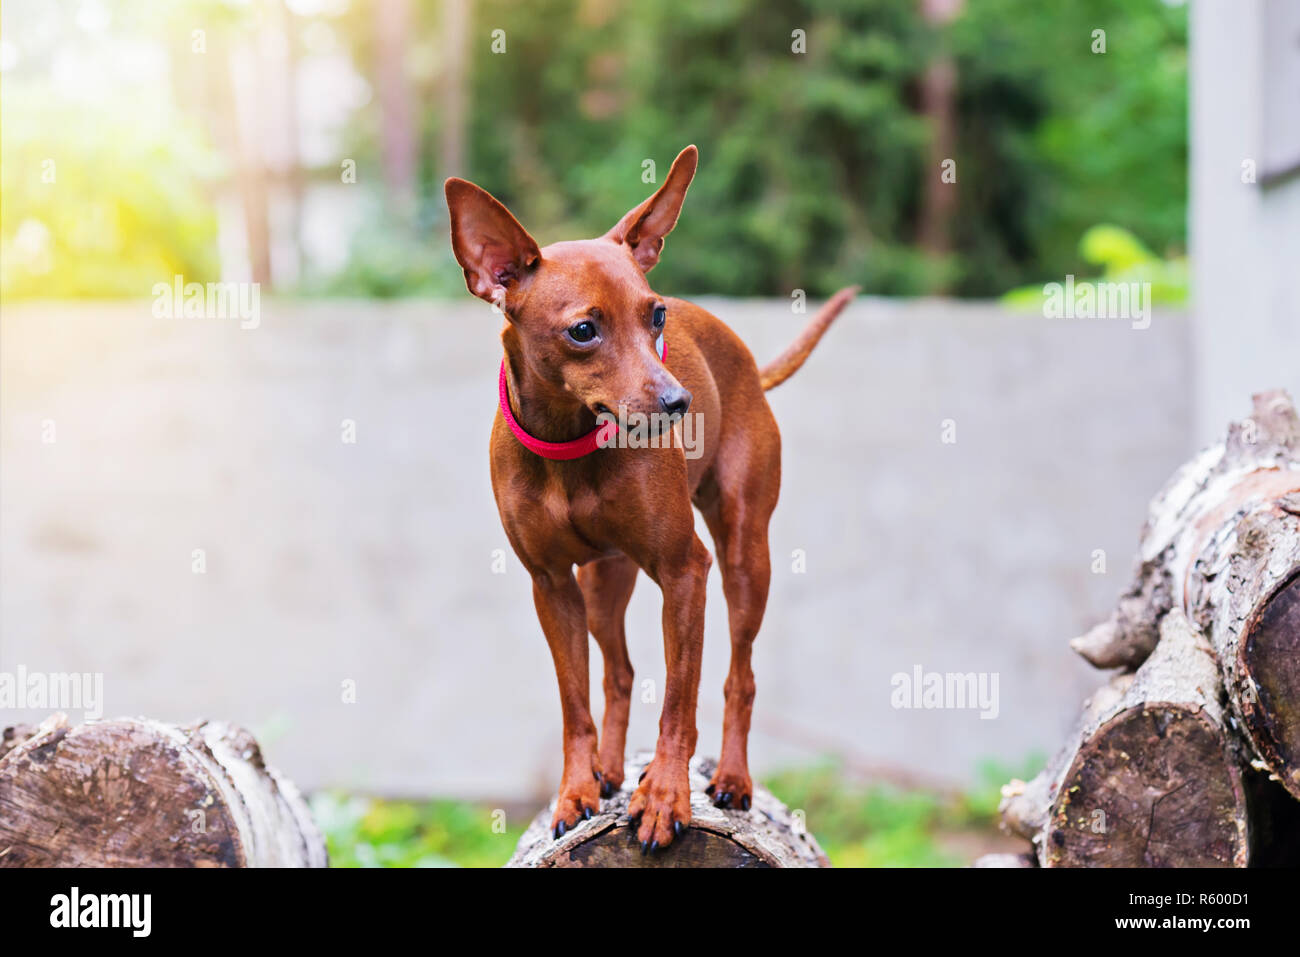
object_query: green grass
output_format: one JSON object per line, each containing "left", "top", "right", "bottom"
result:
{"left": 311, "top": 754, "right": 1044, "bottom": 868}
{"left": 309, "top": 793, "right": 526, "bottom": 868}
{"left": 762, "top": 756, "right": 1042, "bottom": 867}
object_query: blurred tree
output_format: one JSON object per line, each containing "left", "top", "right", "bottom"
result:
{"left": 950, "top": 0, "right": 1187, "bottom": 295}
{"left": 219, "top": 25, "right": 273, "bottom": 287}
{"left": 427, "top": 0, "right": 1184, "bottom": 299}
{"left": 438, "top": 0, "right": 470, "bottom": 183}
{"left": 0, "top": 0, "right": 226, "bottom": 299}
{"left": 376, "top": 0, "right": 418, "bottom": 211}
{"left": 0, "top": 90, "right": 220, "bottom": 299}
{"left": 1, "top": 0, "right": 1187, "bottom": 302}
{"left": 462, "top": 0, "right": 936, "bottom": 296}
{"left": 916, "top": 0, "right": 964, "bottom": 278}
{"left": 280, "top": 0, "right": 307, "bottom": 281}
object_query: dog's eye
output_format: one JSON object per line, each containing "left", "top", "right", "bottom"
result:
{"left": 652, "top": 305, "right": 666, "bottom": 329}
{"left": 567, "top": 321, "right": 597, "bottom": 344}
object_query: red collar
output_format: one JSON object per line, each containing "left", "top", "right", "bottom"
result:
{"left": 500, "top": 334, "right": 666, "bottom": 460}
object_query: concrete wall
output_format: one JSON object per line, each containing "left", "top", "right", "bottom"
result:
{"left": 1190, "top": 0, "right": 1300, "bottom": 444}
{"left": 0, "top": 298, "right": 1193, "bottom": 801}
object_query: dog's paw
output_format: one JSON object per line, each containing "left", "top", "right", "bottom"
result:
{"left": 550, "top": 789, "right": 599, "bottom": 840}
{"left": 596, "top": 753, "right": 624, "bottom": 798}
{"left": 705, "top": 766, "right": 753, "bottom": 811}
{"left": 550, "top": 765, "right": 603, "bottom": 840}
{"left": 626, "top": 756, "right": 691, "bottom": 852}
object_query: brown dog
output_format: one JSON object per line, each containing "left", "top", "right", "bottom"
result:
{"left": 445, "top": 146, "right": 855, "bottom": 852}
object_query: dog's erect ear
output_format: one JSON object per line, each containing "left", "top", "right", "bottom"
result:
{"left": 445, "top": 178, "right": 542, "bottom": 307}
{"left": 605, "top": 146, "right": 698, "bottom": 273}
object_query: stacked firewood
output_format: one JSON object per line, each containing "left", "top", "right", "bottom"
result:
{"left": 985, "top": 390, "right": 1300, "bottom": 867}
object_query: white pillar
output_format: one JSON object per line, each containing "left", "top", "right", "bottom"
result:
{"left": 1190, "top": 0, "right": 1300, "bottom": 443}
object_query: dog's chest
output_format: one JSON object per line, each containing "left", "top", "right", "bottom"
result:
{"left": 505, "top": 473, "right": 621, "bottom": 563}
{"left": 537, "top": 481, "right": 583, "bottom": 526}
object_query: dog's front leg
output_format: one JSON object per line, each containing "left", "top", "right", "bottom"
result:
{"left": 532, "top": 568, "right": 601, "bottom": 838}
{"left": 628, "top": 535, "right": 712, "bottom": 851}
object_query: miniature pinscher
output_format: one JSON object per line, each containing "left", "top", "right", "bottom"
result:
{"left": 445, "top": 146, "right": 856, "bottom": 852}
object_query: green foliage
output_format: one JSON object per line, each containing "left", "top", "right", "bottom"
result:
{"left": 1076, "top": 224, "right": 1189, "bottom": 304}
{"left": 328, "top": 0, "right": 1186, "bottom": 299}
{"left": 951, "top": 0, "right": 1187, "bottom": 294}
{"left": 2, "top": 0, "right": 1188, "bottom": 301}
{"left": 761, "top": 753, "right": 1046, "bottom": 866}
{"left": 764, "top": 764, "right": 962, "bottom": 867}
{"left": 0, "top": 88, "right": 220, "bottom": 300}
{"left": 759, "top": 759, "right": 1045, "bottom": 868}
{"left": 455, "top": 0, "right": 936, "bottom": 297}
{"left": 954, "top": 753, "right": 1048, "bottom": 824}
{"left": 1001, "top": 223, "right": 1188, "bottom": 308}
{"left": 310, "top": 792, "right": 524, "bottom": 868}
{"left": 307, "top": 211, "right": 467, "bottom": 299}
{"left": 0, "top": 0, "right": 234, "bottom": 301}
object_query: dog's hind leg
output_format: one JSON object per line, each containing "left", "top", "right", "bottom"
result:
{"left": 577, "top": 553, "right": 639, "bottom": 797}
{"left": 697, "top": 426, "right": 780, "bottom": 812}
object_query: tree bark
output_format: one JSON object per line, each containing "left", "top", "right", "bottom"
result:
{"left": 0, "top": 713, "right": 325, "bottom": 868}
{"left": 1187, "top": 495, "right": 1300, "bottom": 800}
{"left": 507, "top": 753, "right": 829, "bottom": 868}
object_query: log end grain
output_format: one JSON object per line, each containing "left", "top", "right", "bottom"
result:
{"left": 1045, "top": 704, "right": 1247, "bottom": 867}
{"left": 1241, "top": 571, "right": 1300, "bottom": 798}
{"left": 0, "top": 714, "right": 326, "bottom": 868}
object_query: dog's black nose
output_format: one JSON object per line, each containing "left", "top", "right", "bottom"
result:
{"left": 660, "top": 387, "right": 692, "bottom": 417}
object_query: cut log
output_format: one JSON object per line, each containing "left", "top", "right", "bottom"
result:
{"left": 1000, "top": 610, "right": 1251, "bottom": 867}
{"left": 1187, "top": 501, "right": 1300, "bottom": 799}
{"left": 1072, "top": 390, "right": 1300, "bottom": 672}
{"left": 993, "top": 391, "right": 1300, "bottom": 867}
{"left": 507, "top": 753, "right": 829, "bottom": 868}
{"left": 1070, "top": 390, "right": 1300, "bottom": 799}
{"left": 0, "top": 713, "right": 326, "bottom": 867}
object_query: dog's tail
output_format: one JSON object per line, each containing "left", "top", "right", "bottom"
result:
{"left": 758, "top": 285, "right": 859, "bottom": 391}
